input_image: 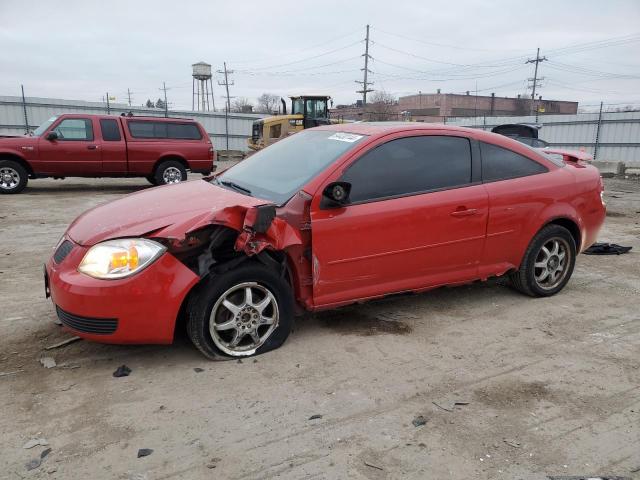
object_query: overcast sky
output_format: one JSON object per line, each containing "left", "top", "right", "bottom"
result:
{"left": 1, "top": 0, "right": 639, "bottom": 112}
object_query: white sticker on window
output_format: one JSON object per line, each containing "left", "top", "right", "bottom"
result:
{"left": 327, "top": 132, "right": 363, "bottom": 143}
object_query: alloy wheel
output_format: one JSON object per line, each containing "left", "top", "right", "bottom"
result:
{"left": 0, "top": 167, "right": 20, "bottom": 190}
{"left": 162, "top": 166, "right": 183, "bottom": 184}
{"left": 533, "top": 237, "right": 571, "bottom": 290}
{"left": 209, "top": 282, "right": 279, "bottom": 356}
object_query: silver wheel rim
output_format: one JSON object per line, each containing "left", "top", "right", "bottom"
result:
{"left": 162, "top": 166, "right": 183, "bottom": 184}
{"left": 209, "top": 282, "right": 279, "bottom": 356}
{"left": 534, "top": 237, "right": 571, "bottom": 290}
{"left": 0, "top": 167, "right": 20, "bottom": 190}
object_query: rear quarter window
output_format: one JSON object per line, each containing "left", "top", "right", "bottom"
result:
{"left": 480, "top": 142, "right": 548, "bottom": 182}
{"left": 99, "top": 119, "right": 122, "bottom": 141}
{"left": 127, "top": 120, "right": 201, "bottom": 140}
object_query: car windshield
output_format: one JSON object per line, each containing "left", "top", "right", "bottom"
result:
{"left": 32, "top": 116, "right": 58, "bottom": 136}
{"left": 215, "top": 130, "right": 367, "bottom": 204}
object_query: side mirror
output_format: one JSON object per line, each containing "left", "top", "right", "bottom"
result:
{"left": 321, "top": 181, "right": 351, "bottom": 208}
{"left": 46, "top": 131, "right": 58, "bottom": 141}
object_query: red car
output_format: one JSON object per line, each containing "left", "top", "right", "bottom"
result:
{"left": 0, "top": 114, "right": 214, "bottom": 193}
{"left": 45, "top": 123, "right": 606, "bottom": 359}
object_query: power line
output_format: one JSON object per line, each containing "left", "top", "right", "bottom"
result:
{"left": 248, "top": 40, "right": 362, "bottom": 72}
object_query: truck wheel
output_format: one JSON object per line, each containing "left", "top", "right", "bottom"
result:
{"left": 509, "top": 224, "right": 576, "bottom": 297}
{"left": 154, "top": 160, "right": 187, "bottom": 185}
{"left": 145, "top": 175, "right": 158, "bottom": 186}
{"left": 187, "top": 263, "right": 294, "bottom": 359}
{"left": 0, "top": 160, "right": 28, "bottom": 194}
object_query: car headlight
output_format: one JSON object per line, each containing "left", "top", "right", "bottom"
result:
{"left": 78, "top": 238, "right": 166, "bottom": 279}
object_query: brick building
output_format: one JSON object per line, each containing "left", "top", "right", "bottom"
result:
{"left": 331, "top": 91, "right": 578, "bottom": 122}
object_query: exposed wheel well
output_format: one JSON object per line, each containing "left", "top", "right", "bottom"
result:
{"left": 153, "top": 155, "right": 188, "bottom": 173}
{"left": 545, "top": 217, "right": 581, "bottom": 250}
{"left": 0, "top": 154, "right": 34, "bottom": 176}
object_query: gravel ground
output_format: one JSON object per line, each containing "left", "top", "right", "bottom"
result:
{"left": 1, "top": 173, "right": 639, "bottom": 480}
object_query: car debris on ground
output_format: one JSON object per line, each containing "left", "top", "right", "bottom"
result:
{"left": 137, "top": 448, "right": 153, "bottom": 458}
{"left": 113, "top": 365, "right": 132, "bottom": 377}
{"left": 22, "top": 438, "right": 48, "bottom": 449}
{"left": 583, "top": 242, "right": 632, "bottom": 255}
{"left": 39, "top": 357, "right": 56, "bottom": 368}
{"left": 412, "top": 415, "right": 428, "bottom": 427}
{"left": 45, "top": 336, "right": 81, "bottom": 350}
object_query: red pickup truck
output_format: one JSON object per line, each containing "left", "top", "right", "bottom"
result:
{"left": 0, "top": 114, "right": 215, "bottom": 194}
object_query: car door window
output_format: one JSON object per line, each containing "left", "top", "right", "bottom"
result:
{"left": 341, "top": 135, "right": 472, "bottom": 203}
{"left": 99, "top": 119, "right": 121, "bottom": 141}
{"left": 480, "top": 141, "right": 547, "bottom": 182}
{"left": 53, "top": 118, "right": 93, "bottom": 141}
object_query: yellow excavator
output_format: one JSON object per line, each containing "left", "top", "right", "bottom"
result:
{"left": 248, "top": 95, "right": 337, "bottom": 151}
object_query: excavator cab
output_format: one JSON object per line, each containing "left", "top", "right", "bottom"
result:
{"left": 248, "top": 95, "right": 333, "bottom": 151}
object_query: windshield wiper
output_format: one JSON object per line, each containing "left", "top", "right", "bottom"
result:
{"left": 220, "top": 180, "right": 252, "bottom": 196}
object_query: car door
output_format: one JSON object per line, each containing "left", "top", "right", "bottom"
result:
{"left": 478, "top": 141, "right": 551, "bottom": 275}
{"left": 38, "top": 117, "right": 102, "bottom": 175}
{"left": 310, "top": 132, "right": 488, "bottom": 308}
{"left": 99, "top": 118, "right": 127, "bottom": 173}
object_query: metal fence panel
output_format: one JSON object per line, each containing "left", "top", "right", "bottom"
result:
{"left": 445, "top": 111, "right": 640, "bottom": 166}
{"left": 0, "top": 96, "right": 265, "bottom": 152}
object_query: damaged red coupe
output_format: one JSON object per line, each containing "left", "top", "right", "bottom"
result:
{"left": 45, "top": 123, "right": 606, "bottom": 359}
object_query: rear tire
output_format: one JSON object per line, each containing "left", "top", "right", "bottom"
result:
{"left": 154, "top": 160, "right": 187, "bottom": 186}
{"left": 187, "top": 263, "right": 294, "bottom": 360}
{"left": 509, "top": 224, "right": 576, "bottom": 297}
{"left": 0, "top": 160, "right": 28, "bottom": 194}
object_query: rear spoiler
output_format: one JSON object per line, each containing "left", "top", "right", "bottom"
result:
{"left": 538, "top": 148, "right": 593, "bottom": 163}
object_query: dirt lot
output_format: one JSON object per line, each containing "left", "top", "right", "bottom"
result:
{"left": 1, "top": 172, "right": 639, "bottom": 480}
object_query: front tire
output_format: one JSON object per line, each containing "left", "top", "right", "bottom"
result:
{"left": 187, "top": 263, "right": 294, "bottom": 359}
{"left": 509, "top": 224, "right": 576, "bottom": 297}
{"left": 0, "top": 160, "right": 28, "bottom": 194}
{"left": 154, "top": 160, "right": 187, "bottom": 186}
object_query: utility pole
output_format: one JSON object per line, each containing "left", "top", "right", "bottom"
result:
{"left": 106, "top": 92, "right": 111, "bottom": 114}
{"left": 217, "top": 62, "right": 234, "bottom": 113}
{"left": 127, "top": 88, "right": 132, "bottom": 107}
{"left": 161, "top": 82, "right": 169, "bottom": 117}
{"left": 355, "top": 24, "right": 374, "bottom": 107}
{"left": 526, "top": 48, "right": 547, "bottom": 115}
{"left": 20, "top": 84, "right": 29, "bottom": 134}
{"left": 217, "top": 62, "right": 234, "bottom": 152}
{"left": 594, "top": 101, "right": 604, "bottom": 160}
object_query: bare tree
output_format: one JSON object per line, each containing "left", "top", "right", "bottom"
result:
{"left": 232, "top": 97, "right": 254, "bottom": 113}
{"left": 256, "top": 93, "right": 281, "bottom": 114}
{"left": 366, "top": 91, "right": 397, "bottom": 121}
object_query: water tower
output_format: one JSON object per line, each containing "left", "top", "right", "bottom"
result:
{"left": 192, "top": 62, "right": 215, "bottom": 111}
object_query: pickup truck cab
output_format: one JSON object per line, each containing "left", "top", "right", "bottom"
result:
{"left": 0, "top": 114, "right": 215, "bottom": 194}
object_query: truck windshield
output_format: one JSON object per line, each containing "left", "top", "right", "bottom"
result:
{"left": 33, "top": 116, "right": 58, "bottom": 136}
{"left": 215, "top": 130, "right": 367, "bottom": 205}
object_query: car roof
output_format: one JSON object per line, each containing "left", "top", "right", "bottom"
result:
{"left": 317, "top": 121, "right": 486, "bottom": 138}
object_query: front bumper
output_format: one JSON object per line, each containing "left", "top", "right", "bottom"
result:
{"left": 45, "top": 239, "right": 200, "bottom": 344}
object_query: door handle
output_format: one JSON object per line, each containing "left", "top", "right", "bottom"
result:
{"left": 450, "top": 208, "right": 478, "bottom": 218}
{"left": 87, "top": 145, "right": 98, "bottom": 150}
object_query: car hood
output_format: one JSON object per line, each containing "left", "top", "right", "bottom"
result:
{"left": 0, "top": 135, "right": 37, "bottom": 146}
{"left": 67, "top": 180, "right": 266, "bottom": 246}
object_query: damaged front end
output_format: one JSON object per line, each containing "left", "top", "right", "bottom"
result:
{"left": 148, "top": 194, "right": 313, "bottom": 311}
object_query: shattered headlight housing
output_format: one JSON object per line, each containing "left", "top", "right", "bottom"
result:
{"left": 78, "top": 238, "right": 166, "bottom": 279}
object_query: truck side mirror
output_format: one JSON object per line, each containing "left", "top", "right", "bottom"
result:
{"left": 46, "top": 131, "right": 58, "bottom": 141}
{"left": 321, "top": 181, "right": 351, "bottom": 208}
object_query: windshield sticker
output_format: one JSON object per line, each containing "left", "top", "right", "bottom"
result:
{"left": 327, "top": 132, "right": 363, "bottom": 143}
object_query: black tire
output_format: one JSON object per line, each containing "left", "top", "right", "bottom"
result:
{"left": 187, "top": 262, "right": 294, "bottom": 359}
{"left": 509, "top": 224, "right": 576, "bottom": 297}
{"left": 145, "top": 175, "right": 158, "bottom": 186}
{"left": 154, "top": 160, "right": 187, "bottom": 186}
{"left": 0, "top": 160, "right": 28, "bottom": 194}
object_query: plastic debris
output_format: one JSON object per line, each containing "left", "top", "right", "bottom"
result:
{"left": 364, "top": 460, "right": 384, "bottom": 471}
{"left": 193, "top": 367, "right": 204, "bottom": 373}
{"left": 584, "top": 242, "right": 632, "bottom": 255}
{"left": 23, "top": 438, "right": 48, "bottom": 449}
{"left": 113, "top": 365, "right": 132, "bottom": 378}
{"left": 39, "top": 357, "right": 56, "bottom": 368}
{"left": 45, "top": 336, "right": 81, "bottom": 350}
{"left": 412, "top": 415, "right": 428, "bottom": 427}
{"left": 308, "top": 414, "right": 323, "bottom": 420}
{"left": 137, "top": 448, "right": 153, "bottom": 458}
